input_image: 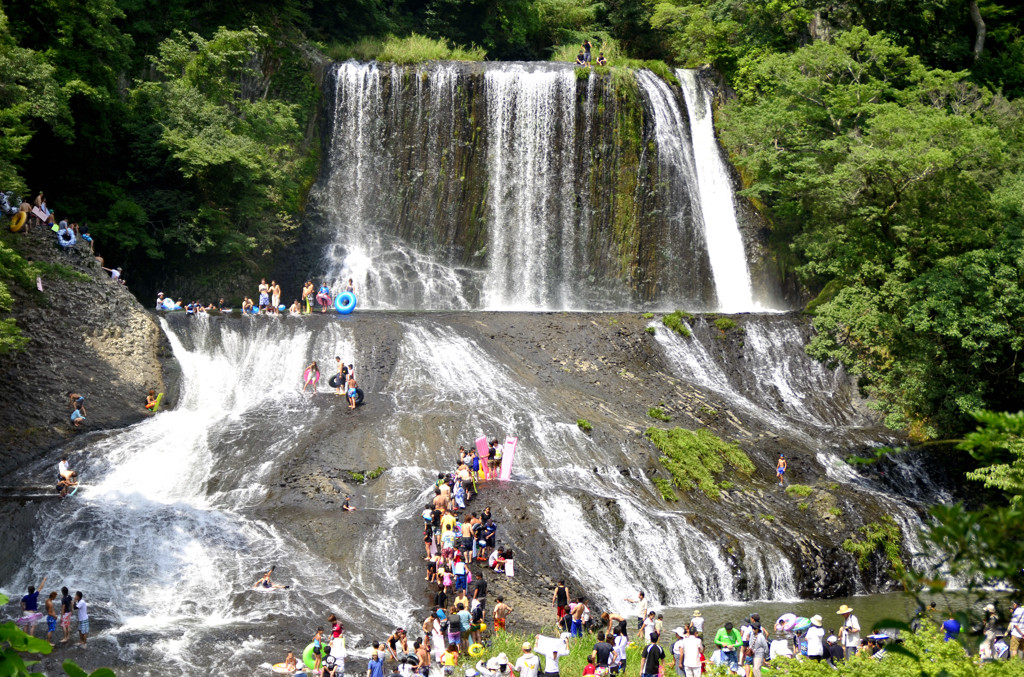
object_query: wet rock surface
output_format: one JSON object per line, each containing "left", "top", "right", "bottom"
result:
{"left": 0, "top": 228, "right": 178, "bottom": 476}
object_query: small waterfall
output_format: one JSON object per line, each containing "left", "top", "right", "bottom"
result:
{"left": 320, "top": 62, "right": 477, "bottom": 309}
{"left": 677, "top": 70, "right": 755, "bottom": 311}
{"left": 635, "top": 70, "right": 715, "bottom": 308}
{"left": 483, "top": 65, "right": 580, "bottom": 309}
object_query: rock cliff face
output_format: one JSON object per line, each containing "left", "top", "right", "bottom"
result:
{"left": 0, "top": 228, "right": 178, "bottom": 474}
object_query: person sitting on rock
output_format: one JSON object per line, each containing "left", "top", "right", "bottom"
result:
{"left": 597, "top": 53, "right": 608, "bottom": 66}
{"left": 70, "top": 401, "right": 86, "bottom": 427}
{"left": 145, "top": 389, "right": 159, "bottom": 411}
{"left": 575, "top": 51, "right": 587, "bottom": 66}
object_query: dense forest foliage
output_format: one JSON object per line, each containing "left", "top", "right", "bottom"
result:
{"left": 2, "top": 0, "right": 1024, "bottom": 444}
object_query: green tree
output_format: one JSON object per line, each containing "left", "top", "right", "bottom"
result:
{"left": 718, "top": 28, "right": 1024, "bottom": 437}
{"left": 126, "top": 26, "right": 310, "bottom": 266}
{"left": 0, "top": 7, "right": 69, "bottom": 193}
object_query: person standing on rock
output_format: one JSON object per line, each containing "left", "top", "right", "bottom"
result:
{"left": 494, "top": 597, "right": 513, "bottom": 632}
{"left": 553, "top": 581, "right": 569, "bottom": 621}
{"left": 271, "top": 280, "right": 281, "bottom": 313}
{"left": 74, "top": 591, "right": 88, "bottom": 647}
{"left": 776, "top": 455, "right": 787, "bottom": 487}
{"left": 60, "top": 587, "right": 73, "bottom": 643}
{"left": 625, "top": 591, "right": 647, "bottom": 631}
{"left": 258, "top": 279, "right": 270, "bottom": 312}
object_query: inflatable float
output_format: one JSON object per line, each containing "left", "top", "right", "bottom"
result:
{"left": 303, "top": 368, "right": 320, "bottom": 387}
{"left": 328, "top": 373, "right": 343, "bottom": 389}
{"left": 468, "top": 644, "right": 484, "bottom": 657}
{"left": 334, "top": 292, "right": 356, "bottom": 315}
{"left": 9, "top": 211, "right": 26, "bottom": 233}
{"left": 302, "top": 643, "right": 317, "bottom": 670}
{"left": 146, "top": 392, "right": 164, "bottom": 413}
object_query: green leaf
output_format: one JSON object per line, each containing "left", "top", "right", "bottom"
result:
{"left": 62, "top": 660, "right": 89, "bottom": 677}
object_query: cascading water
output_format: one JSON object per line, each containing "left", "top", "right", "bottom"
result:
{"left": 677, "top": 69, "right": 755, "bottom": 311}
{"left": 483, "top": 66, "right": 580, "bottom": 309}
{"left": 314, "top": 61, "right": 770, "bottom": 311}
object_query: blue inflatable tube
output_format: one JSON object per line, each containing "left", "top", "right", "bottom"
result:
{"left": 335, "top": 292, "right": 357, "bottom": 315}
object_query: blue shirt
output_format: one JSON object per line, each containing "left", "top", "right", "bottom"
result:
{"left": 943, "top": 619, "right": 961, "bottom": 641}
{"left": 368, "top": 655, "right": 384, "bottom": 677}
{"left": 22, "top": 591, "right": 39, "bottom": 611}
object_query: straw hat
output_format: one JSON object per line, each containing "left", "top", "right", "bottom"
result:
{"left": 692, "top": 610, "right": 702, "bottom": 617}
{"left": 836, "top": 605, "right": 853, "bottom": 615}
{"left": 810, "top": 615, "right": 823, "bottom": 627}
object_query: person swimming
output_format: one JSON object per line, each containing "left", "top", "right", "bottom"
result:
{"left": 253, "top": 566, "right": 288, "bottom": 589}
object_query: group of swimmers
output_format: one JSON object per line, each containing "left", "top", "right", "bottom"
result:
{"left": 303, "top": 357, "right": 360, "bottom": 408}
{"left": 16, "top": 574, "right": 90, "bottom": 648}
{"left": 155, "top": 277, "right": 356, "bottom": 316}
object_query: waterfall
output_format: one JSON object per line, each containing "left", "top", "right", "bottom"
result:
{"left": 320, "top": 62, "right": 477, "bottom": 309}
{"left": 634, "top": 70, "right": 715, "bottom": 308}
{"left": 315, "top": 62, "right": 770, "bottom": 311}
{"left": 677, "top": 70, "right": 755, "bottom": 311}
{"left": 483, "top": 65, "right": 580, "bottom": 309}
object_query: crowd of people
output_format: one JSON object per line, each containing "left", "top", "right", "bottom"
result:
{"left": 155, "top": 278, "right": 355, "bottom": 316}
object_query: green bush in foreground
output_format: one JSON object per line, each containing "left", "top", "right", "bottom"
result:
{"left": 661, "top": 310, "right": 693, "bottom": 337}
{"left": 645, "top": 426, "right": 754, "bottom": 499}
{"left": 481, "top": 630, "right": 645, "bottom": 677}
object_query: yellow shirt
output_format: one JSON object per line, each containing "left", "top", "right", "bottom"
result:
{"left": 441, "top": 514, "right": 457, "bottom": 532}
{"left": 443, "top": 651, "right": 458, "bottom": 666}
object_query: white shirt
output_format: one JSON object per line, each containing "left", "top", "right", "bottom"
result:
{"left": 1011, "top": 607, "right": 1024, "bottom": 639}
{"left": 642, "top": 618, "right": 656, "bottom": 643}
{"left": 672, "top": 638, "right": 685, "bottom": 662}
{"left": 769, "top": 639, "right": 791, "bottom": 661}
{"left": 690, "top": 617, "right": 704, "bottom": 633}
{"left": 805, "top": 626, "right": 824, "bottom": 656}
{"left": 76, "top": 599, "right": 88, "bottom": 621}
{"left": 635, "top": 598, "right": 648, "bottom": 620}
{"left": 614, "top": 635, "right": 628, "bottom": 663}
{"left": 740, "top": 624, "right": 752, "bottom": 643}
{"left": 681, "top": 636, "right": 703, "bottom": 669}
{"left": 843, "top": 615, "right": 861, "bottom": 647}
{"left": 58, "top": 460, "right": 69, "bottom": 476}
{"left": 515, "top": 653, "right": 539, "bottom": 677}
{"left": 110, "top": 269, "right": 120, "bottom": 280}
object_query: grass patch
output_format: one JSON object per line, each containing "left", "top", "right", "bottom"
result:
{"left": 785, "top": 484, "right": 814, "bottom": 498}
{"left": 349, "top": 472, "right": 365, "bottom": 483}
{"left": 652, "top": 477, "right": 678, "bottom": 501}
{"left": 641, "top": 312, "right": 654, "bottom": 319}
{"left": 550, "top": 38, "right": 678, "bottom": 85}
{"left": 327, "top": 33, "right": 486, "bottom": 64}
{"left": 577, "top": 419, "right": 593, "bottom": 433}
{"left": 720, "top": 481, "right": 734, "bottom": 490}
{"left": 842, "top": 515, "right": 905, "bottom": 577}
{"left": 367, "top": 466, "right": 386, "bottom": 480}
{"left": 713, "top": 317, "right": 738, "bottom": 332}
{"left": 485, "top": 631, "right": 645, "bottom": 677}
{"left": 648, "top": 407, "right": 671, "bottom": 422}
{"left": 759, "top": 513, "right": 775, "bottom": 522}
{"left": 645, "top": 426, "right": 754, "bottom": 500}
{"left": 828, "top": 482, "right": 840, "bottom": 491}
{"left": 661, "top": 310, "right": 693, "bottom": 337}
{"left": 644, "top": 326, "right": 656, "bottom": 335}
{"left": 828, "top": 507, "right": 843, "bottom": 517}
{"left": 798, "top": 502, "right": 809, "bottom": 511}
{"left": 34, "top": 261, "right": 90, "bottom": 282}
{"left": 698, "top": 405, "right": 717, "bottom": 418}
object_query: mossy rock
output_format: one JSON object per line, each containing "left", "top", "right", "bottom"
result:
{"left": 644, "top": 426, "right": 754, "bottom": 500}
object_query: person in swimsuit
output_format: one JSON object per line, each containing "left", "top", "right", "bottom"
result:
{"left": 345, "top": 279, "right": 354, "bottom": 293}
{"left": 335, "top": 357, "right": 349, "bottom": 396}
{"left": 254, "top": 566, "right": 287, "bottom": 589}
{"left": 317, "top": 283, "right": 332, "bottom": 313}
{"left": 258, "top": 279, "right": 270, "bottom": 312}
{"left": 271, "top": 280, "right": 281, "bottom": 313}
{"left": 776, "top": 454, "right": 787, "bottom": 486}
{"left": 302, "top": 281, "right": 315, "bottom": 314}
{"left": 347, "top": 374, "right": 359, "bottom": 409}
{"left": 45, "top": 591, "right": 58, "bottom": 644}
{"left": 303, "top": 361, "right": 320, "bottom": 395}
{"left": 342, "top": 495, "right": 355, "bottom": 512}
{"left": 70, "top": 401, "right": 86, "bottom": 427}
{"left": 145, "top": 389, "right": 159, "bottom": 410}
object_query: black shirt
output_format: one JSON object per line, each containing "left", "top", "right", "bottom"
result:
{"left": 61, "top": 594, "right": 72, "bottom": 614}
{"left": 431, "top": 509, "right": 442, "bottom": 528}
{"left": 594, "top": 642, "right": 613, "bottom": 667}
{"left": 473, "top": 580, "right": 488, "bottom": 599}
{"left": 435, "top": 590, "right": 448, "bottom": 609}
{"left": 641, "top": 644, "right": 665, "bottom": 675}
{"left": 555, "top": 586, "right": 568, "bottom": 606}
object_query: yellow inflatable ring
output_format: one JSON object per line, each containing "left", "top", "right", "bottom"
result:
{"left": 468, "top": 644, "right": 485, "bottom": 657}
{"left": 479, "top": 623, "right": 487, "bottom": 631}
{"left": 10, "top": 211, "right": 26, "bottom": 233}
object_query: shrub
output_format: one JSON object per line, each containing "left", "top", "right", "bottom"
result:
{"left": 645, "top": 326, "right": 656, "bottom": 335}
{"left": 843, "top": 515, "right": 905, "bottom": 577}
{"left": 785, "top": 484, "right": 814, "bottom": 497}
{"left": 577, "top": 419, "right": 593, "bottom": 432}
{"left": 828, "top": 507, "right": 843, "bottom": 517}
{"left": 350, "top": 472, "right": 365, "bottom": 483}
{"left": 645, "top": 426, "right": 754, "bottom": 499}
{"left": 648, "top": 407, "right": 671, "bottom": 421}
{"left": 652, "top": 477, "right": 677, "bottom": 501}
{"left": 642, "top": 312, "right": 654, "bottom": 319}
{"left": 661, "top": 310, "right": 693, "bottom": 337}
{"left": 759, "top": 513, "right": 775, "bottom": 521}
{"left": 714, "top": 317, "right": 738, "bottom": 332}
{"left": 367, "top": 466, "right": 385, "bottom": 480}
{"left": 328, "top": 34, "right": 486, "bottom": 64}
{"left": 798, "top": 502, "right": 809, "bottom": 511}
